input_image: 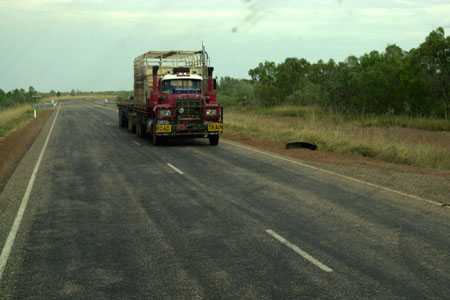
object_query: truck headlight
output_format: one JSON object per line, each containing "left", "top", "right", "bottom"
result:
{"left": 205, "top": 109, "right": 217, "bottom": 117}
{"left": 159, "top": 109, "right": 172, "bottom": 118}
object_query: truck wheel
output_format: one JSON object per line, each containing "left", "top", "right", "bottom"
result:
{"left": 137, "top": 124, "right": 146, "bottom": 138}
{"left": 128, "top": 118, "right": 136, "bottom": 133}
{"left": 208, "top": 135, "right": 219, "bottom": 146}
{"left": 136, "top": 124, "right": 141, "bottom": 137}
{"left": 118, "top": 111, "right": 126, "bottom": 128}
{"left": 152, "top": 134, "right": 162, "bottom": 146}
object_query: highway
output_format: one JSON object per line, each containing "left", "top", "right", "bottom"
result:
{"left": 0, "top": 100, "right": 449, "bottom": 299}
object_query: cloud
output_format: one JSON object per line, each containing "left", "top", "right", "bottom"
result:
{"left": 0, "top": 0, "right": 447, "bottom": 90}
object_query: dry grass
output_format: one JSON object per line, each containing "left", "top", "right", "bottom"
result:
{"left": 0, "top": 104, "right": 33, "bottom": 137}
{"left": 225, "top": 107, "right": 450, "bottom": 170}
{"left": 246, "top": 105, "right": 450, "bottom": 131}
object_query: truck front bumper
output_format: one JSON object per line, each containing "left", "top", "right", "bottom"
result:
{"left": 154, "top": 121, "right": 223, "bottom": 137}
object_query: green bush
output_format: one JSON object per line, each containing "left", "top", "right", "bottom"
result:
{"left": 218, "top": 77, "right": 256, "bottom": 107}
{"left": 0, "top": 87, "right": 38, "bottom": 110}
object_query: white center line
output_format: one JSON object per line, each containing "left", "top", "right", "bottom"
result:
{"left": 265, "top": 229, "right": 334, "bottom": 273}
{"left": 133, "top": 141, "right": 141, "bottom": 146}
{"left": 0, "top": 104, "right": 61, "bottom": 280}
{"left": 167, "top": 163, "right": 184, "bottom": 175}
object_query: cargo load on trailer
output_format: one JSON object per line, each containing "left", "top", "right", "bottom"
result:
{"left": 118, "top": 48, "right": 223, "bottom": 145}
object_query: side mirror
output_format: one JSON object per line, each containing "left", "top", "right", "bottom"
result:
{"left": 213, "top": 79, "right": 217, "bottom": 90}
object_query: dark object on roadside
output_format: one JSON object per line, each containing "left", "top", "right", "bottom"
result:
{"left": 286, "top": 142, "right": 317, "bottom": 151}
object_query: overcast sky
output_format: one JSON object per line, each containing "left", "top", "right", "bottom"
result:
{"left": 0, "top": 0, "right": 448, "bottom": 91}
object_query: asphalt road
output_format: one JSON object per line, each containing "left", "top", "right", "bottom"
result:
{"left": 0, "top": 100, "right": 449, "bottom": 299}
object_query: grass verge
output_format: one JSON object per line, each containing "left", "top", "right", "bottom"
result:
{"left": 224, "top": 106, "right": 450, "bottom": 170}
{"left": 242, "top": 105, "right": 450, "bottom": 131}
{"left": 0, "top": 105, "right": 34, "bottom": 137}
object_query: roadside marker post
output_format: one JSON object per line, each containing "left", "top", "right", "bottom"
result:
{"left": 32, "top": 102, "right": 57, "bottom": 120}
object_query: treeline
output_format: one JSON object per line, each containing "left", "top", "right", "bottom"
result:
{"left": 220, "top": 27, "right": 450, "bottom": 119}
{"left": 0, "top": 87, "right": 39, "bottom": 109}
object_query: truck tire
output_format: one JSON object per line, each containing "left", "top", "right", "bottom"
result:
{"left": 118, "top": 111, "right": 126, "bottom": 128}
{"left": 136, "top": 123, "right": 141, "bottom": 137}
{"left": 128, "top": 117, "right": 136, "bottom": 133}
{"left": 208, "top": 135, "right": 219, "bottom": 146}
{"left": 122, "top": 116, "right": 128, "bottom": 128}
{"left": 137, "top": 124, "right": 146, "bottom": 138}
{"left": 152, "top": 134, "right": 162, "bottom": 146}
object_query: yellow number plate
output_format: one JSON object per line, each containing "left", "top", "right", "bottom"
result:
{"left": 155, "top": 124, "right": 172, "bottom": 133}
{"left": 208, "top": 123, "right": 223, "bottom": 132}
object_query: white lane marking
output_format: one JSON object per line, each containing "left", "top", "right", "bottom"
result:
{"left": 133, "top": 141, "right": 141, "bottom": 146}
{"left": 0, "top": 104, "right": 61, "bottom": 280}
{"left": 266, "top": 229, "right": 333, "bottom": 273}
{"left": 223, "top": 139, "right": 445, "bottom": 208}
{"left": 167, "top": 163, "right": 184, "bottom": 175}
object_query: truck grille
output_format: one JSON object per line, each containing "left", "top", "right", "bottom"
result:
{"left": 176, "top": 99, "right": 202, "bottom": 119}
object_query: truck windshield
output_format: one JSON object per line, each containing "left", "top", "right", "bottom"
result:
{"left": 161, "top": 79, "right": 201, "bottom": 94}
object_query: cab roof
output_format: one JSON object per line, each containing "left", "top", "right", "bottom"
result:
{"left": 137, "top": 50, "right": 202, "bottom": 60}
{"left": 161, "top": 74, "right": 203, "bottom": 81}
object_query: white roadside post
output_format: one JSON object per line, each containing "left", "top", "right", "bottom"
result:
{"left": 32, "top": 104, "right": 37, "bottom": 119}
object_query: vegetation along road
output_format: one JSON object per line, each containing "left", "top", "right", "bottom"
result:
{"left": 0, "top": 99, "right": 449, "bottom": 299}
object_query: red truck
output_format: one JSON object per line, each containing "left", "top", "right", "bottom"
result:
{"left": 118, "top": 49, "right": 223, "bottom": 145}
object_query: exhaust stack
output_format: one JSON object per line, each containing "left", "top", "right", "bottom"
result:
{"left": 152, "top": 66, "right": 159, "bottom": 90}
{"left": 207, "top": 67, "right": 214, "bottom": 93}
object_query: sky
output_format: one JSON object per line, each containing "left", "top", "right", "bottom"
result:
{"left": 0, "top": 0, "right": 449, "bottom": 91}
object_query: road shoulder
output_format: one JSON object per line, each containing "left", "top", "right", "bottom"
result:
{"left": 0, "top": 109, "right": 55, "bottom": 264}
{"left": 223, "top": 132, "right": 450, "bottom": 206}
{"left": 0, "top": 111, "right": 52, "bottom": 193}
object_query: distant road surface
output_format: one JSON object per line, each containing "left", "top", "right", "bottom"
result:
{"left": 0, "top": 100, "right": 449, "bottom": 299}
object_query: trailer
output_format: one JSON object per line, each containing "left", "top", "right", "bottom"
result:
{"left": 118, "top": 48, "right": 223, "bottom": 145}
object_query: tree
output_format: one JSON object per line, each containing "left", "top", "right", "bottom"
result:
{"left": 286, "top": 80, "right": 326, "bottom": 106}
{"left": 0, "top": 89, "right": 5, "bottom": 106}
{"left": 28, "top": 86, "right": 37, "bottom": 98}
{"left": 276, "top": 58, "right": 310, "bottom": 101}
{"left": 345, "top": 55, "right": 359, "bottom": 68}
{"left": 219, "top": 77, "right": 255, "bottom": 106}
{"left": 248, "top": 61, "right": 277, "bottom": 82}
{"left": 249, "top": 61, "right": 278, "bottom": 105}
{"left": 385, "top": 44, "right": 404, "bottom": 61}
{"left": 416, "top": 27, "right": 450, "bottom": 119}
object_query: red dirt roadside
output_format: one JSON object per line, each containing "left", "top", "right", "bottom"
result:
{"left": 0, "top": 111, "right": 52, "bottom": 193}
